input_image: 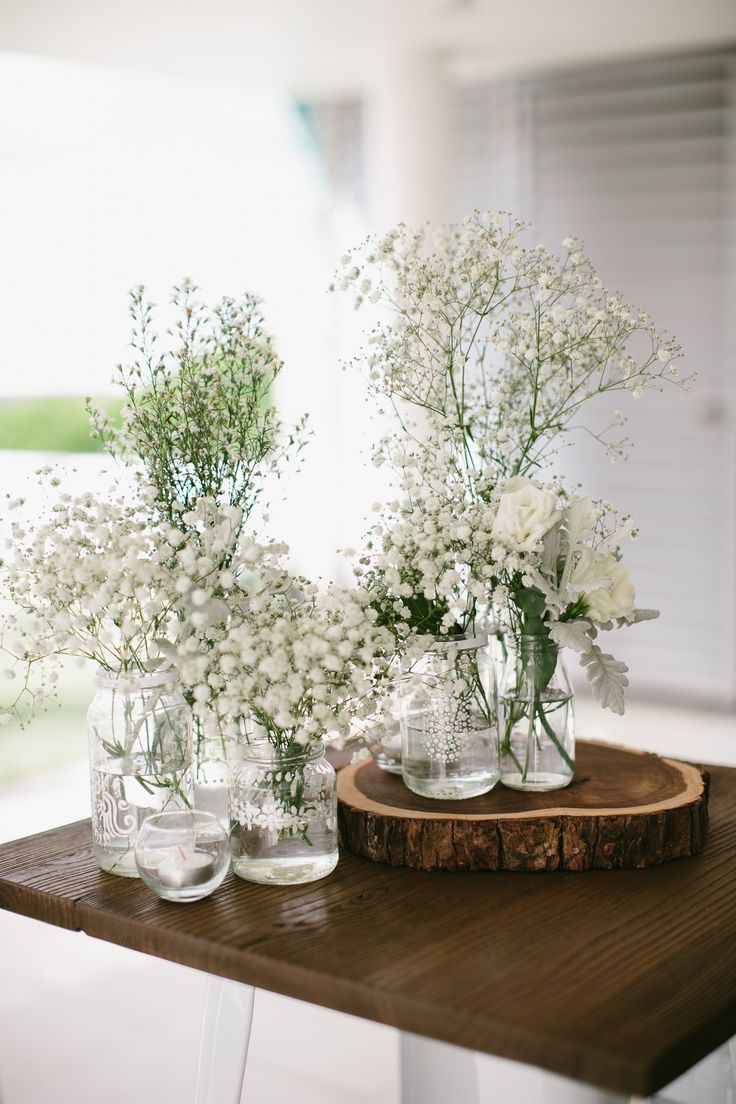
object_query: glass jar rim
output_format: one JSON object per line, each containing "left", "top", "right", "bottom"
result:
{"left": 139, "top": 809, "right": 223, "bottom": 834}
{"left": 96, "top": 665, "right": 176, "bottom": 690}
{"left": 239, "top": 738, "right": 326, "bottom": 766}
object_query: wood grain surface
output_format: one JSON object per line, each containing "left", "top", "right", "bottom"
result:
{"left": 1, "top": 755, "right": 735, "bottom": 1096}
{"left": 337, "top": 741, "right": 709, "bottom": 871}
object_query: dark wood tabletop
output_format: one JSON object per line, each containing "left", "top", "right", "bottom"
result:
{"left": 1, "top": 758, "right": 735, "bottom": 1097}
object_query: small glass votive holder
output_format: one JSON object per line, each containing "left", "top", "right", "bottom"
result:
{"left": 135, "top": 810, "right": 230, "bottom": 903}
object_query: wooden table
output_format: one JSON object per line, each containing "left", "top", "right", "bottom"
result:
{"left": 1, "top": 759, "right": 736, "bottom": 1101}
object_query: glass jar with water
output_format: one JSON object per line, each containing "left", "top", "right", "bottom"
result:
{"left": 400, "top": 634, "right": 499, "bottom": 800}
{"left": 229, "top": 739, "right": 338, "bottom": 884}
{"left": 499, "top": 634, "right": 575, "bottom": 792}
{"left": 87, "top": 668, "right": 193, "bottom": 877}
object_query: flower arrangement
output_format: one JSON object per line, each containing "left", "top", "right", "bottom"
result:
{"left": 79, "top": 281, "right": 313, "bottom": 784}
{"left": 170, "top": 533, "right": 395, "bottom": 877}
{"left": 338, "top": 212, "right": 686, "bottom": 716}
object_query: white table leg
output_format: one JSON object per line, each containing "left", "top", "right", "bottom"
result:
{"left": 400, "top": 1032, "right": 479, "bottom": 1104}
{"left": 401, "top": 1036, "right": 631, "bottom": 1104}
{"left": 653, "top": 1036, "right": 736, "bottom": 1102}
{"left": 195, "top": 976, "right": 255, "bottom": 1104}
{"left": 476, "top": 1050, "right": 628, "bottom": 1104}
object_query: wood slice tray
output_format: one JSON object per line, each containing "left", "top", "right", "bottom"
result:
{"left": 337, "top": 740, "right": 709, "bottom": 872}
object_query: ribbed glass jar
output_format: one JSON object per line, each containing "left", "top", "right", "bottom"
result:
{"left": 499, "top": 635, "right": 575, "bottom": 792}
{"left": 400, "top": 634, "right": 499, "bottom": 800}
{"left": 87, "top": 668, "right": 193, "bottom": 877}
{"left": 229, "top": 740, "right": 338, "bottom": 885}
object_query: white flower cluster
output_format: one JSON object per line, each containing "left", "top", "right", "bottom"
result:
{"left": 177, "top": 577, "right": 395, "bottom": 751}
{"left": 485, "top": 475, "right": 653, "bottom": 713}
{"left": 487, "top": 476, "right": 640, "bottom": 622}
{"left": 0, "top": 477, "right": 285, "bottom": 720}
{"left": 337, "top": 211, "right": 685, "bottom": 483}
{"left": 358, "top": 461, "right": 495, "bottom": 641}
{"left": 1, "top": 475, "right": 395, "bottom": 746}
{"left": 0, "top": 476, "right": 183, "bottom": 723}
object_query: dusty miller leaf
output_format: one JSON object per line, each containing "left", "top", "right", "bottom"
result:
{"left": 620, "top": 608, "right": 659, "bottom": 625}
{"left": 579, "top": 644, "right": 629, "bottom": 714}
{"left": 559, "top": 496, "right": 596, "bottom": 592}
{"left": 520, "top": 568, "right": 564, "bottom": 614}
{"left": 548, "top": 619, "right": 594, "bottom": 653}
{"left": 540, "top": 523, "right": 561, "bottom": 578}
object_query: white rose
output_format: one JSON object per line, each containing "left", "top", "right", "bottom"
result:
{"left": 491, "top": 476, "right": 562, "bottom": 551}
{"left": 580, "top": 554, "right": 636, "bottom": 623}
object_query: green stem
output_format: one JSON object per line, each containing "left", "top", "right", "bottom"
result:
{"left": 535, "top": 702, "right": 575, "bottom": 771}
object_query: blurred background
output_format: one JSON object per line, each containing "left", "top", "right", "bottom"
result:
{"left": 0, "top": 2, "right": 735, "bottom": 1101}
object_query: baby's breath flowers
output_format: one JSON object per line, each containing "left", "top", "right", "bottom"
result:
{"left": 337, "top": 212, "right": 686, "bottom": 488}
{"left": 356, "top": 458, "right": 496, "bottom": 646}
{"left": 0, "top": 475, "right": 283, "bottom": 722}
{"left": 175, "top": 572, "right": 396, "bottom": 757}
{"left": 0, "top": 476, "right": 182, "bottom": 721}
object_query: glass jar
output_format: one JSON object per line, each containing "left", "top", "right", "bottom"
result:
{"left": 193, "top": 718, "right": 241, "bottom": 831}
{"left": 87, "top": 668, "right": 193, "bottom": 877}
{"left": 373, "top": 724, "right": 402, "bottom": 774}
{"left": 499, "top": 634, "right": 575, "bottom": 792}
{"left": 229, "top": 740, "right": 338, "bottom": 885}
{"left": 372, "top": 678, "right": 402, "bottom": 775}
{"left": 135, "top": 810, "right": 230, "bottom": 903}
{"left": 400, "top": 634, "right": 499, "bottom": 800}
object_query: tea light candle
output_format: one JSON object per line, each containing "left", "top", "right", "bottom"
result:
{"left": 156, "top": 847, "right": 215, "bottom": 889}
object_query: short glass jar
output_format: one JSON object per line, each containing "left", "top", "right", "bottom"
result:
{"left": 87, "top": 668, "right": 193, "bottom": 877}
{"left": 229, "top": 739, "right": 338, "bottom": 885}
{"left": 400, "top": 634, "right": 499, "bottom": 800}
{"left": 499, "top": 634, "right": 575, "bottom": 792}
{"left": 135, "top": 810, "right": 230, "bottom": 903}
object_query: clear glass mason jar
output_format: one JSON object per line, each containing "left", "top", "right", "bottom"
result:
{"left": 87, "top": 668, "right": 193, "bottom": 877}
{"left": 400, "top": 634, "right": 499, "bottom": 800}
{"left": 229, "top": 739, "right": 338, "bottom": 885}
{"left": 499, "top": 634, "right": 575, "bottom": 792}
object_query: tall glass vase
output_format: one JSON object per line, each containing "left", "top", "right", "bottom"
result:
{"left": 499, "top": 635, "right": 575, "bottom": 792}
{"left": 87, "top": 668, "right": 193, "bottom": 877}
{"left": 400, "top": 634, "right": 499, "bottom": 800}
